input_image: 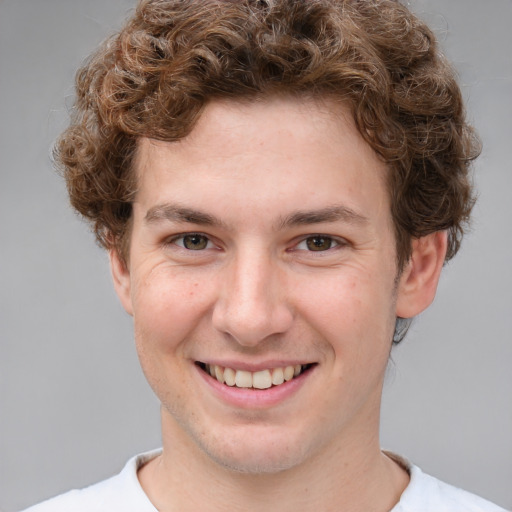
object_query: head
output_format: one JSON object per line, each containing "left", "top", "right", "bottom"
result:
{"left": 54, "top": 0, "right": 481, "bottom": 474}
{"left": 56, "top": 0, "right": 479, "bottom": 275}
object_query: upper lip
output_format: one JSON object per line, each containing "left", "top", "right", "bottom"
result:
{"left": 196, "top": 360, "right": 316, "bottom": 372}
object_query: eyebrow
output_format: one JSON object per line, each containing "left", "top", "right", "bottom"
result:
{"left": 144, "top": 204, "right": 227, "bottom": 228}
{"left": 144, "top": 203, "right": 368, "bottom": 230}
{"left": 278, "top": 205, "right": 368, "bottom": 229}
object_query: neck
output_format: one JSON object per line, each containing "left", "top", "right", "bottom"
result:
{"left": 138, "top": 408, "right": 409, "bottom": 512}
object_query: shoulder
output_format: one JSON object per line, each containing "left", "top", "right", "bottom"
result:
{"left": 20, "top": 450, "right": 161, "bottom": 512}
{"left": 388, "top": 453, "right": 509, "bottom": 512}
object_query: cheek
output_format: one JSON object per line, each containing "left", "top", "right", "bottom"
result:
{"left": 130, "top": 268, "right": 215, "bottom": 351}
{"left": 293, "top": 268, "right": 396, "bottom": 352}
{"left": 294, "top": 272, "right": 361, "bottom": 321}
{"left": 130, "top": 269, "right": 216, "bottom": 405}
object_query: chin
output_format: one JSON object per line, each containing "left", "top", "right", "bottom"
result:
{"left": 207, "top": 447, "right": 306, "bottom": 475}
{"left": 194, "top": 426, "right": 312, "bottom": 475}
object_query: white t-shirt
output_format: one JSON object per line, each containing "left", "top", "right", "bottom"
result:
{"left": 22, "top": 450, "right": 508, "bottom": 512}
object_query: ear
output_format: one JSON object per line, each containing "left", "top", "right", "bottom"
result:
{"left": 109, "top": 249, "right": 134, "bottom": 316}
{"left": 396, "top": 231, "right": 448, "bottom": 318}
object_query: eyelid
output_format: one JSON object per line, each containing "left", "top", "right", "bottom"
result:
{"left": 292, "top": 234, "right": 347, "bottom": 252}
{"left": 163, "top": 232, "right": 347, "bottom": 252}
{"left": 166, "top": 232, "right": 216, "bottom": 250}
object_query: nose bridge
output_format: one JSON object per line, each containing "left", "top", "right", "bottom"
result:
{"left": 212, "top": 243, "right": 292, "bottom": 346}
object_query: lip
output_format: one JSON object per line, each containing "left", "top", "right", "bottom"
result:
{"left": 198, "top": 359, "right": 312, "bottom": 372}
{"left": 194, "top": 361, "right": 315, "bottom": 409}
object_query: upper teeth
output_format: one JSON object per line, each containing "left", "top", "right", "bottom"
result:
{"left": 206, "top": 364, "right": 304, "bottom": 389}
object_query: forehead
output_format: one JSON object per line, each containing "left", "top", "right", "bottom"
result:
{"left": 135, "top": 96, "right": 387, "bottom": 176}
{"left": 132, "top": 96, "right": 390, "bottom": 224}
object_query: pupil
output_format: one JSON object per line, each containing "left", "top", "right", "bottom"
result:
{"left": 307, "top": 236, "right": 331, "bottom": 251}
{"left": 184, "top": 234, "right": 207, "bottom": 250}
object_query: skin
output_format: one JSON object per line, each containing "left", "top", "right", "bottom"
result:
{"left": 111, "top": 96, "right": 447, "bottom": 511}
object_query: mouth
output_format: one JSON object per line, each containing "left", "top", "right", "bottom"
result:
{"left": 196, "top": 362, "right": 315, "bottom": 390}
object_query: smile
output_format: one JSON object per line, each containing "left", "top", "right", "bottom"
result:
{"left": 197, "top": 363, "right": 314, "bottom": 390}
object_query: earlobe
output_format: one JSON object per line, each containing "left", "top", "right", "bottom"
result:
{"left": 396, "top": 231, "right": 448, "bottom": 319}
{"left": 109, "top": 249, "right": 134, "bottom": 316}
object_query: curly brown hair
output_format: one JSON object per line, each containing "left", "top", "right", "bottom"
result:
{"left": 56, "top": 0, "right": 480, "bottom": 270}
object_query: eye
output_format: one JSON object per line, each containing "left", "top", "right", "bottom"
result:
{"left": 296, "top": 235, "right": 341, "bottom": 252}
{"left": 173, "top": 233, "right": 212, "bottom": 250}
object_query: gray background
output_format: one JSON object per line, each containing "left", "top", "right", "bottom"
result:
{"left": 1, "top": 1, "right": 510, "bottom": 510}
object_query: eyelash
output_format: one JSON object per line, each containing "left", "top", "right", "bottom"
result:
{"left": 168, "top": 233, "right": 215, "bottom": 251}
{"left": 167, "top": 232, "right": 346, "bottom": 253}
{"left": 293, "top": 235, "right": 345, "bottom": 253}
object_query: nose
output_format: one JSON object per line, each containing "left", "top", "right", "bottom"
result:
{"left": 211, "top": 247, "right": 294, "bottom": 347}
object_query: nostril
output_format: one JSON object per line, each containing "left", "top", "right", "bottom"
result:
{"left": 212, "top": 304, "right": 294, "bottom": 347}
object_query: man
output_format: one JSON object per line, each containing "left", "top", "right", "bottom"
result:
{"left": 23, "top": 0, "right": 507, "bottom": 511}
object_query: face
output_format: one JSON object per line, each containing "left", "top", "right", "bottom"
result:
{"left": 112, "top": 97, "right": 435, "bottom": 474}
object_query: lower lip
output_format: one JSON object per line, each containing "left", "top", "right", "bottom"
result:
{"left": 196, "top": 365, "right": 314, "bottom": 409}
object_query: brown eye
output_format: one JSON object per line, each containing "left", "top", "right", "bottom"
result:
{"left": 181, "top": 234, "right": 209, "bottom": 250}
{"left": 305, "top": 236, "right": 334, "bottom": 251}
